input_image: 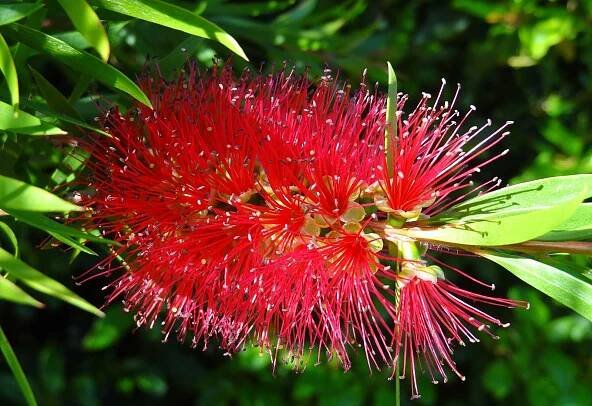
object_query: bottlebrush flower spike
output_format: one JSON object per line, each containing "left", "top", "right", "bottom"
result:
{"left": 79, "top": 64, "right": 527, "bottom": 398}
{"left": 378, "top": 80, "right": 514, "bottom": 218}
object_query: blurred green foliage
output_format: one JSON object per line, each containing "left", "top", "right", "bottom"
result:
{"left": 1, "top": 0, "right": 592, "bottom": 404}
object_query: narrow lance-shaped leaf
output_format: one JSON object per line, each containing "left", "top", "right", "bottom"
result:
{"left": 0, "top": 326, "right": 37, "bottom": 406}
{"left": 7, "top": 209, "right": 118, "bottom": 245}
{"left": 384, "top": 61, "right": 397, "bottom": 177}
{"left": 91, "top": 0, "right": 248, "bottom": 61}
{"left": 0, "top": 100, "right": 65, "bottom": 135}
{"left": 0, "top": 276, "right": 43, "bottom": 307}
{"left": 0, "top": 221, "right": 18, "bottom": 257}
{"left": 0, "top": 2, "right": 43, "bottom": 26}
{"left": 5, "top": 23, "right": 152, "bottom": 107}
{"left": 0, "top": 174, "right": 83, "bottom": 212}
{"left": 7, "top": 209, "right": 100, "bottom": 255}
{"left": 0, "top": 33, "right": 18, "bottom": 105}
{"left": 538, "top": 203, "right": 592, "bottom": 241}
{"left": 40, "top": 113, "right": 110, "bottom": 137}
{"left": 57, "top": 0, "right": 110, "bottom": 62}
{"left": 479, "top": 250, "right": 592, "bottom": 322}
{"left": 403, "top": 175, "right": 591, "bottom": 246}
{"left": 0, "top": 247, "right": 104, "bottom": 317}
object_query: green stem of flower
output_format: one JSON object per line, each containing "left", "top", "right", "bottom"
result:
{"left": 395, "top": 359, "right": 401, "bottom": 406}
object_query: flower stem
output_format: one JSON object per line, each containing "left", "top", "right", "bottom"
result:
{"left": 501, "top": 240, "right": 592, "bottom": 256}
{"left": 395, "top": 359, "right": 401, "bottom": 406}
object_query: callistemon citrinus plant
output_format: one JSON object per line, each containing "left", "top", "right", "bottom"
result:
{"left": 79, "top": 64, "right": 592, "bottom": 399}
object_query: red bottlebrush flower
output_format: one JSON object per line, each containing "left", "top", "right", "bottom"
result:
{"left": 378, "top": 81, "right": 514, "bottom": 217}
{"left": 393, "top": 261, "right": 528, "bottom": 399}
{"left": 80, "top": 64, "right": 527, "bottom": 398}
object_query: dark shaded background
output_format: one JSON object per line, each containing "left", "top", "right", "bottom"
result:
{"left": 1, "top": 0, "right": 592, "bottom": 404}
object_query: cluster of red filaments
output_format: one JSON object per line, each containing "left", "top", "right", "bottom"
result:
{"left": 81, "top": 66, "right": 527, "bottom": 398}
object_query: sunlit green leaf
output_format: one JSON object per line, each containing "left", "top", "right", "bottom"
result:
{"left": 538, "top": 204, "right": 592, "bottom": 241}
{"left": 384, "top": 61, "right": 396, "bottom": 176}
{"left": 0, "top": 276, "right": 43, "bottom": 307}
{"left": 0, "top": 3, "right": 43, "bottom": 26}
{"left": 0, "top": 100, "right": 65, "bottom": 135}
{"left": 0, "top": 174, "right": 83, "bottom": 212}
{"left": 0, "top": 247, "right": 104, "bottom": 317}
{"left": 0, "top": 221, "right": 18, "bottom": 257}
{"left": 480, "top": 251, "right": 592, "bottom": 322}
{"left": 5, "top": 23, "right": 151, "bottom": 107}
{"left": 91, "top": 0, "right": 248, "bottom": 61}
{"left": 0, "top": 325, "right": 37, "bottom": 406}
{"left": 0, "top": 33, "right": 18, "bottom": 105}
{"left": 57, "top": 0, "right": 110, "bottom": 61}
{"left": 405, "top": 175, "right": 591, "bottom": 246}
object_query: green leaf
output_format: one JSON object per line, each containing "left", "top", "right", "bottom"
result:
{"left": 0, "top": 221, "right": 18, "bottom": 257}
{"left": 0, "top": 247, "right": 104, "bottom": 317}
{"left": 405, "top": 175, "right": 591, "bottom": 246}
{"left": 40, "top": 113, "right": 110, "bottom": 137}
{"left": 44, "top": 230, "right": 97, "bottom": 256}
{"left": 0, "top": 276, "right": 43, "bottom": 307}
{"left": 0, "top": 33, "right": 18, "bottom": 105}
{"left": 384, "top": 61, "right": 397, "bottom": 176}
{"left": 30, "top": 67, "right": 83, "bottom": 120}
{"left": 57, "top": 0, "right": 110, "bottom": 62}
{"left": 0, "top": 325, "right": 38, "bottom": 406}
{"left": 480, "top": 250, "right": 592, "bottom": 322}
{"left": 0, "top": 174, "right": 83, "bottom": 212}
{"left": 91, "top": 0, "right": 248, "bottom": 61}
{"left": 0, "top": 100, "right": 65, "bottom": 135}
{"left": 0, "top": 3, "right": 43, "bottom": 26}
{"left": 538, "top": 204, "right": 592, "bottom": 241}
{"left": 7, "top": 210, "right": 118, "bottom": 245}
{"left": 5, "top": 23, "right": 151, "bottom": 107}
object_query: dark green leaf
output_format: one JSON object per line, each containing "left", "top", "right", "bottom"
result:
{"left": 0, "top": 326, "right": 37, "bottom": 406}
{"left": 91, "top": 0, "right": 248, "bottom": 60}
{"left": 82, "top": 309, "right": 133, "bottom": 351}
{"left": 158, "top": 36, "right": 202, "bottom": 77}
{"left": 0, "top": 247, "right": 104, "bottom": 317}
{"left": 0, "top": 3, "right": 43, "bottom": 26}
{"left": 40, "top": 113, "right": 110, "bottom": 137}
{"left": 30, "top": 66, "right": 83, "bottom": 120}
{"left": 5, "top": 23, "right": 152, "bottom": 107}
{"left": 7, "top": 209, "right": 118, "bottom": 245}
{"left": 0, "top": 174, "right": 83, "bottom": 212}
{"left": 480, "top": 250, "right": 592, "bottom": 322}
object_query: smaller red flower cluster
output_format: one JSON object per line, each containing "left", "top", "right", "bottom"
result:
{"left": 81, "top": 65, "right": 527, "bottom": 398}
